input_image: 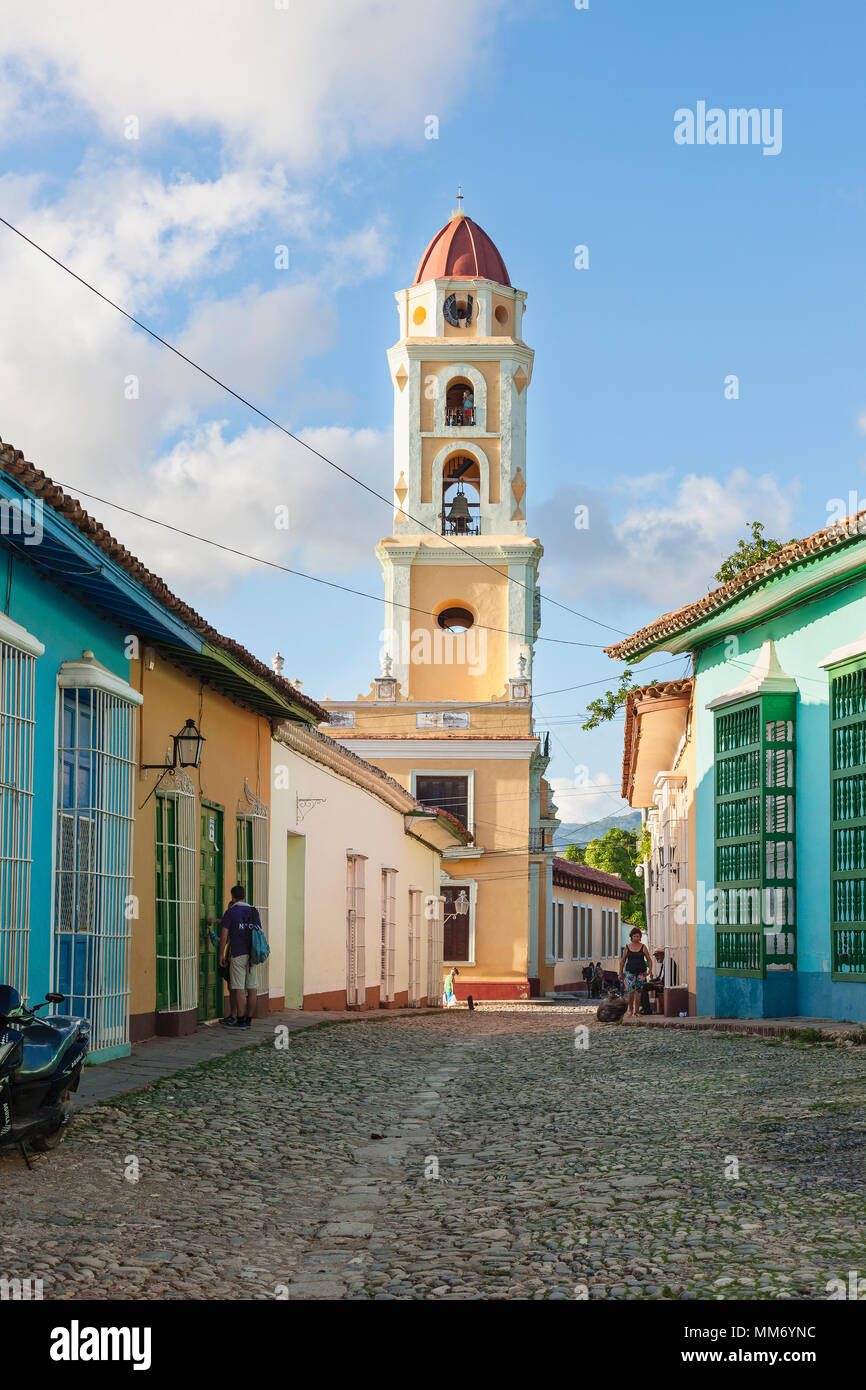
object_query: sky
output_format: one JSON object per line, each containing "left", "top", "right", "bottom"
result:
{"left": 1, "top": 0, "right": 865, "bottom": 830}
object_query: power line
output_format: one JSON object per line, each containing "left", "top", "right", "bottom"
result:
{"left": 48, "top": 482, "right": 604, "bottom": 650}
{"left": 310, "top": 657, "right": 690, "bottom": 724}
{"left": 531, "top": 656, "right": 690, "bottom": 700}
{"left": 0, "top": 213, "right": 626, "bottom": 637}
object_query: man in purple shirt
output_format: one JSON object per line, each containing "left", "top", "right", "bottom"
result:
{"left": 218, "top": 884, "right": 262, "bottom": 1029}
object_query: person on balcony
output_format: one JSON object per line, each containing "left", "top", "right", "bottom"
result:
{"left": 462, "top": 388, "right": 474, "bottom": 425}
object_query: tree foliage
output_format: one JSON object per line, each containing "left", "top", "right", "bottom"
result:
{"left": 581, "top": 670, "right": 658, "bottom": 731}
{"left": 562, "top": 827, "right": 646, "bottom": 928}
{"left": 714, "top": 521, "right": 792, "bottom": 586}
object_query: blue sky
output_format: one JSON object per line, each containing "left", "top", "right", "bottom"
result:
{"left": 1, "top": 0, "right": 865, "bottom": 827}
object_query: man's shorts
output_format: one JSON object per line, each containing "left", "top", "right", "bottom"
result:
{"left": 229, "top": 953, "right": 259, "bottom": 990}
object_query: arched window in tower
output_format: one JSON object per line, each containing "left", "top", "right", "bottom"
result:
{"left": 445, "top": 378, "right": 475, "bottom": 428}
{"left": 441, "top": 455, "right": 481, "bottom": 536}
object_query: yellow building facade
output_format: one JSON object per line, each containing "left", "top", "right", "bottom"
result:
{"left": 321, "top": 206, "right": 558, "bottom": 999}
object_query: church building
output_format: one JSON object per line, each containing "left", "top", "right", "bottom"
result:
{"left": 321, "top": 200, "right": 560, "bottom": 1000}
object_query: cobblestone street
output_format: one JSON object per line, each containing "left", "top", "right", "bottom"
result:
{"left": 2, "top": 1005, "right": 865, "bottom": 1301}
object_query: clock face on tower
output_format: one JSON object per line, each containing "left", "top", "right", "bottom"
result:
{"left": 443, "top": 292, "right": 473, "bottom": 327}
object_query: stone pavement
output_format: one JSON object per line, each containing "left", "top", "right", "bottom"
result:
{"left": 73, "top": 1007, "right": 439, "bottom": 1109}
{"left": 3, "top": 1003, "right": 865, "bottom": 1301}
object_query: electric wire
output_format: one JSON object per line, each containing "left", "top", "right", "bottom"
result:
{"left": 0, "top": 213, "right": 626, "bottom": 636}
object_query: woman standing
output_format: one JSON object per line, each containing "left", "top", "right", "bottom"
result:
{"left": 619, "top": 927, "right": 651, "bottom": 1017}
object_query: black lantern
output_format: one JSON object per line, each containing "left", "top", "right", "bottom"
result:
{"left": 173, "top": 719, "right": 205, "bottom": 769}
{"left": 141, "top": 718, "right": 205, "bottom": 773}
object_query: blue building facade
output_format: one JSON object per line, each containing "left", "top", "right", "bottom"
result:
{"left": 0, "top": 461, "right": 199, "bottom": 1060}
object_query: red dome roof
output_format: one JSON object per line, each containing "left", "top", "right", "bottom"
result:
{"left": 413, "top": 215, "right": 510, "bottom": 286}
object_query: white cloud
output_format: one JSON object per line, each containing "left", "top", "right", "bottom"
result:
{"left": 548, "top": 772, "right": 627, "bottom": 827}
{"left": 536, "top": 468, "right": 796, "bottom": 612}
{"left": 0, "top": 164, "right": 391, "bottom": 603}
{"left": 0, "top": 0, "right": 505, "bottom": 165}
{"left": 105, "top": 421, "right": 391, "bottom": 594}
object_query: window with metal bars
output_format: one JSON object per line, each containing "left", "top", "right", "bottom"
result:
{"left": 427, "top": 892, "right": 444, "bottom": 1004}
{"left": 346, "top": 853, "right": 366, "bottom": 1006}
{"left": 829, "top": 660, "right": 866, "bottom": 979}
{"left": 713, "top": 694, "right": 797, "bottom": 978}
{"left": 155, "top": 773, "right": 197, "bottom": 1014}
{"left": 237, "top": 779, "right": 269, "bottom": 992}
{"left": 408, "top": 889, "right": 423, "bottom": 1006}
{"left": 53, "top": 684, "right": 137, "bottom": 1052}
{"left": 380, "top": 868, "right": 397, "bottom": 1002}
{"left": 0, "top": 637, "right": 36, "bottom": 997}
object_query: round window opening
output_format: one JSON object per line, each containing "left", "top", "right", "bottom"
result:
{"left": 437, "top": 606, "right": 475, "bottom": 632}
{"left": 494, "top": 304, "right": 509, "bottom": 326}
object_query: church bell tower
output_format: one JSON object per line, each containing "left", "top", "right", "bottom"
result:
{"left": 379, "top": 196, "right": 542, "bottom": 704}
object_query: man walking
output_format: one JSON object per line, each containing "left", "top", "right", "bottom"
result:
{"left": 218, "top": 884, "right": 261, "bottom": 1029}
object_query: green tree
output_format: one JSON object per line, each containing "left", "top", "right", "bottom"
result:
{"left": 582, "top": 669, "right": 658, "bottom": 731}
{"left": 562, "top": 843, "right": 585, "bottom": 863}
{"left": 714, "top": 521, "right": 793, "bottom": 586}
{"left": 565, "top": 827, "right": 646, "bottom": 928}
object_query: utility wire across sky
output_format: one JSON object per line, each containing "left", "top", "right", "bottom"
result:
{"left": 0, "top": 213, "right": 627, "bottom": 639}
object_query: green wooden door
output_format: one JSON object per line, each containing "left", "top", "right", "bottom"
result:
{"left": 199, "top": 802, "right": 224, "bottom": 1021}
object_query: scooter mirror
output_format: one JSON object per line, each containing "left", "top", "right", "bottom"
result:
{"left": 45, "top": 992, "right": 65, "bottom": 1004}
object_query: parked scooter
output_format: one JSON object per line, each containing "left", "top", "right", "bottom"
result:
{"left": 0, "top": 984, "right": 90, "bottom": 1167}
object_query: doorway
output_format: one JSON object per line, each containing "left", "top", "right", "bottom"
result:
{"left": 284, "top": 833, "right": 305, "bottom": 1009}
{"left": 199, "top": 801, "right": 224, "bottom": 1021}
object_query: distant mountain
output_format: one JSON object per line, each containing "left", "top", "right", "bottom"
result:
{"left": 553, "top": 810, "right": 641, "bottom": 848}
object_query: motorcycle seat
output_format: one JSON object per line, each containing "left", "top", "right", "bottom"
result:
{"left": 13, "top": 1019, "right": 81, "bottom": 1082}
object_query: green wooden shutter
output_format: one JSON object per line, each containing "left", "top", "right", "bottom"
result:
{"left": 714, "top": 693, "right": 796, "bottom": 977}
{"left": 829, "top": 660, "right": 866, "bottom": 979}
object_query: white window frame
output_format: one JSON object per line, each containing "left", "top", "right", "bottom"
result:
{"left": 380, "top": 866, "right": 397, "bottom": 1003}
{"left": 0, "top": 614, "right": 42, "bottom": 998}
{"left": 154, "top": 771, "right": 197, "bottom": 1015}
{"left": 237, "top": 778, "right": 269, "bottom": 993}
{"left": 426, "top": 893, "right": 445, "bottom": 1004}
{"left": 408, "top": 887, "right": 423, "bottom": 1007}
{"left": 53, "top": 656, "right": 141, "bottom": 1053}
{"left": 346, "top": 852, "right": 367, "bottom": 1006}
{"left": 441, "top": 876, "right": 477, "bottom": 965}
{"left": 411, "top": 768, "right": 475, "bottom": 835}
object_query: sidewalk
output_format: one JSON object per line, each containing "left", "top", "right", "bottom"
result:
{"left": 627, "top": 1012, "right": 866, "bottom": 1038}
{"left": 73, "top": 1006, "right": 441, "bottom": 1109}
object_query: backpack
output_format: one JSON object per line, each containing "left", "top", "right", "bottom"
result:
{"left": 249, "top": 922, "right": 270, "bottom": 966}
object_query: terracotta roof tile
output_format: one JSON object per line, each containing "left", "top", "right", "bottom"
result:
{"left": 0, "top": 437, "right": 326, "bottom": 722}
{"left": 621, "top": 679, "right": 693, "bottom": 800}
{"left": 605, "top": 512, "right": 866, "bottom": 662}
{"left": 551, "top": 855, "right": 633, "bottom": 900}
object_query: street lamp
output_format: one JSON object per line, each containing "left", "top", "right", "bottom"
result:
{"left": 142, "top": 718, "right": 205, "bottom": 772}
{"left": 455, "top": 889, "right": 470, "bottom": 916}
